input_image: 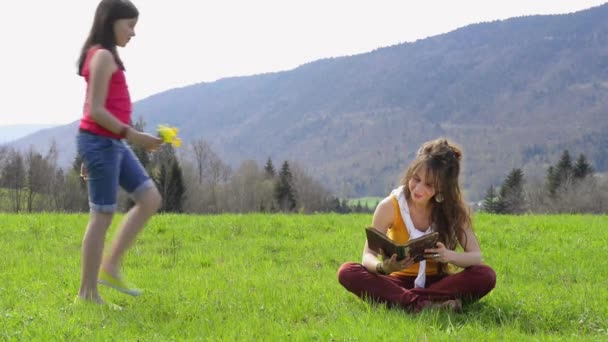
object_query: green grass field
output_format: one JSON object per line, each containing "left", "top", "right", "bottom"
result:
{"left": 1, "top": 213, "right": 607, "bottom": 340}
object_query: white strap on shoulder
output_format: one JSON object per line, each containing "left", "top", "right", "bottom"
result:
{"left": 390, "top": 186, "right": 432, "bottom": 288}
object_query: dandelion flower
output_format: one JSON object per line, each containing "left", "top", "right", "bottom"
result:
{"left": 171, "top": 137, "right": 182, "bottom": 148}
{"left": 157, "top": 124, "right": 181, "bottom": 147}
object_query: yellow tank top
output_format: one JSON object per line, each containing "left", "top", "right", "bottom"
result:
{"left": 386, "top": 194, "right": 439, "bottom": 277}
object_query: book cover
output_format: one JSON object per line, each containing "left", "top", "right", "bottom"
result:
{"left": 365, "top": 227, "right": 439, "bottom": 262}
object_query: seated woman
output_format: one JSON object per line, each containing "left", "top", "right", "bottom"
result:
{"left": 337, "top": 138, "right": 496, "bottom": 312}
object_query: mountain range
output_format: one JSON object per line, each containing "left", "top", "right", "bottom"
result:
{"left": 7, "top": 4, "right": 608, "bottom": 201}
{"left": 0, "top": 124, "right": 58, "bottom": 144}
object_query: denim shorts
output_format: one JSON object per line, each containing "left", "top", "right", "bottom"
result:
{"left": 77, "top": 130, "right": 155, "bottom": 213}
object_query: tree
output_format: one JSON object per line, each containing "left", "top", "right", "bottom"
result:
{"left": 50, "top": 168, "right": 66, "bottom": 211}
{"left": 289, "top": 162, "right": 334, "bottom": 213}
{"left": 546, "top": 166, "right": 560, "bottom": 196}
{"left": 274, "top": 161, "right": 296, "bottom": 212}
{"left": 1, "top": 150, "right": 26, "bottom": 212}
{"left": 152, "top": 145, "right": 186, "bottom": 213}
{"left": 72, "top": 153, "right": 87, "bottom": 189}
{"left": 70, "top": 153, "right": 90, "bottom": 211}
{"left": 573, "top": 153, "right": 593, "bottom": 180}
{"left": 46, "top": 140, "right": 59, "bottom": 166}
{"left": 25, "top": 148, "right": 47, "bottom": 212}
{"left": 264, "top": 157, "right": 276, "bottom": 179}
{"left": 328, "top": 196, "right": 342, "bottom": 213}
{"left": 207, "top": 152, "right": 231, "bottom": 212}
{"left": 183, "top": 140, "right": 231, "bottom": 213}
{"left": 190, "top": 138, "right": 214, "bottom": 185}
{"left": 482, "top": 185, "right": 504, "bottom": 213}
{"left": 0, "top": 146, "right": 8, "bottom": 165}
{"left": 546, "top": 150, "right": 585, "bottom": 197}
{"left": 166, "top": 158, "right": 186, "bottom": 212}
{"left": 42, "top": 140, "right": 60, "bottom": 210}
{"left": 340, "top": 198, "right": 352, "bottom": 214}
{"left": 0, "top": 146, "right": 7, "bottom": 210}
{"left": 499, "top": 168, "right": 525, "bottom": 214}
{"left": 130, "top": 118, "right": 151, "bottom": 169}
{"left": 225, "top": 160, "right": 268, "bottom": 212}
{"left": 555, "top": 150, "right": 573, "bottom": 184}
{"left": 354, "top": 200, "right": 363, "bottom": 213}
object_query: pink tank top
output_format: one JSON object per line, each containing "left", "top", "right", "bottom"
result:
{"left": 79, "top": 46, "right": 132, "bottom": 139}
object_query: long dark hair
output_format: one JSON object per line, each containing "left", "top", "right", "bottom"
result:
{"left": 77, "top": 0, "right": 139, "bottom": 75}
{"left": 400, "top": 138, "right": 472, "bottom": 251}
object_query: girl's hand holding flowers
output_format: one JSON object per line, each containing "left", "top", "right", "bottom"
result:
{"left": 126, "top": 127, "right": 162, "bottom": 151}
{"left": 157, "top": 124, "right": 182, "bottom": 147}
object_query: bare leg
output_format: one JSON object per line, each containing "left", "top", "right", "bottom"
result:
{"left": 78, "top": 211, "right": 114, "bottom": 303}
{"left": 101, "top": 187, "right": 161, "bottom": 277}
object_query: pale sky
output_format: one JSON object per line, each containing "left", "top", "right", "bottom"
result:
{"left": 0, "top": 0, "right": 605, "bottom": 126}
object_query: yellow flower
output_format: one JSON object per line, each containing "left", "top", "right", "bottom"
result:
{"left": 171, "top": 137, "right": 182, "bottom": 148}
{"left": 157, "top": 124, "right": 181, "bottom": 147}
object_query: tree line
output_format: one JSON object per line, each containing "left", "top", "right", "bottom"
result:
{"left": 481, "top": 150, "right": 607, "bottom": 214}
{"left": 0, "top": 123, "right": 371, "bottom": 214}
{"left": 4, "top": 132, "right": 604, "bottom": 215}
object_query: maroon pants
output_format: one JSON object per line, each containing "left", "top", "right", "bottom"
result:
{"left": 337, "top": 262, "right": 496, "bottom": 312}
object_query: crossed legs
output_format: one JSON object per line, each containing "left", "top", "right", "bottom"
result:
{"left": 337, "top": 262, "right": 496, "bottom": 312}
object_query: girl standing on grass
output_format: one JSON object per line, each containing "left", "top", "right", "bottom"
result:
{"left": 76, "top": 0, "right": 162, "bottom": 305}
{"left": 337, "top": 138, "right": 496, "bottom": 312}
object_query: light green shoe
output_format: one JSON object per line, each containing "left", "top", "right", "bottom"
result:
{"left": 98, "top": 270, "right": 142, "bottom": 297}
{"left": 73, "top": 296, "right": 123, "bottom": 311}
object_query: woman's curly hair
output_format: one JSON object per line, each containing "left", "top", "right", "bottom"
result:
{"left": 400, "top": 138, "right": 472, "bottom": 252}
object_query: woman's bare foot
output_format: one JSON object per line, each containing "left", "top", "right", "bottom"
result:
{"left": 74, "top": 295, "right": 123, "bottom": 311}
{"left": 434, "top": 299, "right": 462, "bottom": 312}
{"left": 419, "top": 298, "right": 462, "bottom": 313}
{"left": 75, "top": 293, "right": 105, "bottom": 305}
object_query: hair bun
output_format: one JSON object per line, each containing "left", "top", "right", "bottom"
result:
{"left": 417, "top": 138, "right": 463, "bottom": 163}
{"left": 449, "top": 144, "right": 462, "bottom": 161}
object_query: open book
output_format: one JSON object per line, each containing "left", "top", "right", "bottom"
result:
{"left": 365, "top": 227, "right": 439, "bottom": 262}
